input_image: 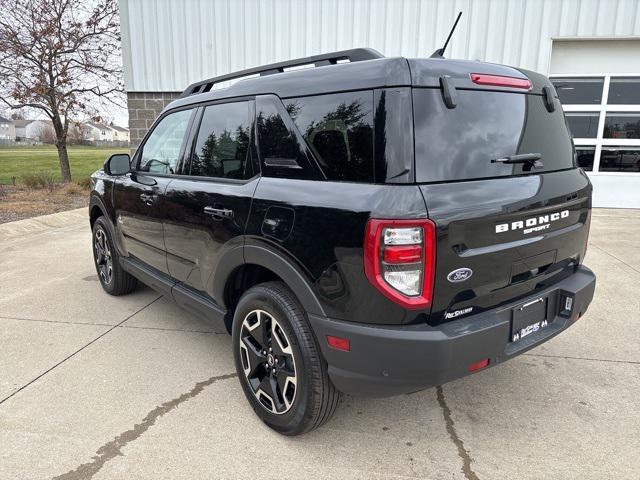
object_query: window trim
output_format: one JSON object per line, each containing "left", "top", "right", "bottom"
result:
{"left": 550, "top": 72, "right": 640, "bottom": 175}
{"left": 133, "top": 105, "right": 199, "bottom": 177}
{"left": 283, "top": 89, "right": 376, "bottom": 184}
{"left": 255, "top": 94, "right": 327, "bottom": 181}
{"left": 181, "top": 97, "right": 260, "bottom": 184}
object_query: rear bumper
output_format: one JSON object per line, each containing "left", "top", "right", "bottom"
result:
{"left": 308, "top": 265, "right": 596, "bottom": 397}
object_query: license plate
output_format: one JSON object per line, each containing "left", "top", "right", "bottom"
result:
{"left": 511, "top": 297, "right": 549, "bottom": 343}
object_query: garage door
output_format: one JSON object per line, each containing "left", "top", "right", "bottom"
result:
{"left": 550, "top": 40, "right": 640, "bottom": 209}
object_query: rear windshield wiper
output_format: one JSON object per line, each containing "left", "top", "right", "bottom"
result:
{"left": 492, "top": 153, "right": 543, "bottom": 170}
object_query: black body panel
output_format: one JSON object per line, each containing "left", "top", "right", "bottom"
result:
{"left": 163, "top": 176, "right": 258, "bottom": 298}
{"left": 310, "top": 265, "right": 595, "bottom": 396}
{"left": 113, "top": 173, "right": 174, "bottom": 274}
{"left": 245, "top": 177, "right": 429, "bottom": 325}
{"left": 420, "top": 169, "right": 592, "bottom": 324}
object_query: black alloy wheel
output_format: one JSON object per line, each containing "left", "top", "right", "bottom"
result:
{"left": 232, "top": 282, "right": 340, "bottom": 435}
{"left": 94, "top": 226, "right": 113, "bottom": 285}
{"left": 239, "top": 309, "right": 297, "bottom": 414}
{"left": 91, "top": 216, "right": 138, "bottom": 296}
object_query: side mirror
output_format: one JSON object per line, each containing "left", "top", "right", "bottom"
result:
{"left": 104, "top": 153, "right": 131, "bottom": 176}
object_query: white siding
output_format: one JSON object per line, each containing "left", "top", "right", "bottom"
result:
{"left": 119, "top": 0, "right": 640, "bottom": 92}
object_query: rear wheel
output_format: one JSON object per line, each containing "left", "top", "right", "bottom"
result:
{"left": 232, "top": 281, "right": 340, "bottom": 435}
{"left": 92, "top": 216, "right": 137, "bottom": 296}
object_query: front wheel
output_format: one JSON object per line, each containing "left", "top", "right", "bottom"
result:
{"left": 232, "top": 281, "right": 340, "bottom": 435}
{"left": 92, "top": 216, "right": 137, "bottom": 296}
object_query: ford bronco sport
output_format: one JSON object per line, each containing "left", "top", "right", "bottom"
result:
{"left": 89, "top": 48, "right": 596, "bottom": 435}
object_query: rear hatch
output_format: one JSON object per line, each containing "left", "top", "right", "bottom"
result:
{"left": 408, "top": 59, "right": 592, "bottom": 324}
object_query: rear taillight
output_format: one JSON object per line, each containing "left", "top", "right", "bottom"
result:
{"left": 470, "top": 73, "right": 532, "bottom": 90}
{"left": 364, "top": 219, "right": 436, "bottom": 309}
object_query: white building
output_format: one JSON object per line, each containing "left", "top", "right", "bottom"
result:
{"left": 119, "top": 0, "right": 640, "bottom": 208}
{"left": 0, "top": 115, "right": 15, "bottom": 140}
{"left": 25, "top": 119, "right": 54, "bottom": 142}
{"left": 85, "top": 123, "right": 115, "bottom": 142}
{"left": 110, "top": 125, "right": 130, "bottom": 142}
{"left": 13, "top": 119, "right": 32, "bottom": 140}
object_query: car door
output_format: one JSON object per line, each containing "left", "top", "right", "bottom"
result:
{"left": 163, "top": 99, "right": 259, "bottom": 306}
{"left": 114, "top": 107, "right": 195, "bottom": 275}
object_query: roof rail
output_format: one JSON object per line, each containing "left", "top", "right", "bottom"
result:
{"left": 179, "top": 48, "right": 385, "bottom": 98}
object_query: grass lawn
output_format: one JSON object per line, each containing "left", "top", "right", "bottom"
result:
{"left": 0, "top": 145, "right": 129, "bottom": 184}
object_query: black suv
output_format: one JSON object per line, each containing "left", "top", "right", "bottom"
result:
{"left": 89, "top": 48, "right": 596, "bottom": 435}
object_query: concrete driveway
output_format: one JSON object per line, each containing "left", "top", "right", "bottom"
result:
{"left": 0, "top": 208, "right": 638, "bottom": 480}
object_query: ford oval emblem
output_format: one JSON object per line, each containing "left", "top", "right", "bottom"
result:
{"left": 447, "top": 268, "right": 473, "bottom": 283}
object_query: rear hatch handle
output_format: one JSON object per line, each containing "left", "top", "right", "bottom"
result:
{"left": 492, "top": 153, "right": 543, "bottom": 170}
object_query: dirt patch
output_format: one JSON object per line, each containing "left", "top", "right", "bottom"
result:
{"left": 0, "top": 184, "right": 89, "bottom": 224}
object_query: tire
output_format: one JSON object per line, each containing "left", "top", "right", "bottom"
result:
{"left": 232, "top": 281, "right": 340, "bottom": 435}
{"left": 91, "top": 216, "right": 138, "bottom": 296}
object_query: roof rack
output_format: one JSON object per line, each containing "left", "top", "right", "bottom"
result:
{"left": 179, "top": 48, "right": 385, "bottom": 98}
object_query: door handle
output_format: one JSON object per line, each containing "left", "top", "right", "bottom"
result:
{"left": 204, "top": 206, "right": 234, "bottom": 219}
{"left": 140, "top": 193, "right": 156, "bottom": 205}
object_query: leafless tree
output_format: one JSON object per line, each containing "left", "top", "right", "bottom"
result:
{"left": 0, "top": 0, "right": 123, "bottom": 182}
{"left": 38, "top": 123, "right": 57, "bottom": 144}
{"left": 10, "top": 110, "right": 26, "bottom": 120}
{"left": 67, "top": 121, "right": 89, "bottom": 145}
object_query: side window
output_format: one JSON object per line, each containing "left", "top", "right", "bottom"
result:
{"left": 284, "top": 91, "right": 374, "bottom": 182}
{"left": 256, "top": 96, "right": 320, "bottom": 180}
{"left": 139, "top": 109, "right": 192, "bottom": 174}
{"left": 190, "top": 102, "right": 253, "bottom": 179}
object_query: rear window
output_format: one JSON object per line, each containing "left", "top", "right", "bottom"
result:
{"left": 413, "top": 89, "right": 575, "bottom": 183}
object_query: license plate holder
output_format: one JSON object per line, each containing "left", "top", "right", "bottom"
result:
{"left": 511, "top": 297, "right": 549, "bottom": 343}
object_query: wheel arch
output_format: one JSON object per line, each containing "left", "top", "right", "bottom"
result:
{"left": 216, "top": 243, "right": 326, "bottom": 332}
{"left": 89, "top": 194, "right": 107, "bottom": 227}
{"left": 89, "top": 194, "right": 126, "bottom": 257}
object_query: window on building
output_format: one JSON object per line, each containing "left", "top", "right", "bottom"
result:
{"left": 599, "top": 147, "right": 640, "bottom": 172}
{"left": 551, "top": 74, "right": 640, "bottom": 174}
{"left": 565, "top": 112, "right": 599, "bottom": 138}
{"left": 139, "top": 109, "right": 192, "bottom": 174}
{"left": 284, "top": 91, "right": 374, "bottom": 183}
{"left": 603, "top": 114, "right": 640, "bottom": 139}
{"left": 190, "top": 102, "right": 253, "bottom": 179}
{"left": 575, "top": 147, "right": 595, "bottom": 171}
{"left": 608, "top": 77, "right": 640, "bottom": 104}
{"left": 551, "top": 78, "right": 603, "bottom": 104}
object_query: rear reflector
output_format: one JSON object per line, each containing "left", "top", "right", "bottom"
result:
{"left": 470, "top": 73, "right": 532, "bottom": 90}
{"left": 327, "top": 335, "right": 350, "bottom": 352}
{"left": 468, "top": 358, "right": 490, "bottom": 372}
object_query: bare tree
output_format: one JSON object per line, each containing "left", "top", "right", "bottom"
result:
{"left": 10, "top": 110, "right": 26, "bottom": 120}
{"left": 38, "top": 122, "right": 57, "bottom": 144}
{"left": 67, "top": 121, "right": 89, "bottom": 145}
{"left": 0, "top": 0, "right": 123, "bottom": 182}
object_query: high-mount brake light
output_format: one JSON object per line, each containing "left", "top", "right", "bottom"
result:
{"left": 470, "top": 73, "right": 532, "bottom": 90}
{"left": 364, "top": 219, "right": 436, "bottom": 309}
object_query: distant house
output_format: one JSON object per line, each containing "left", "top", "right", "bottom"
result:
{"left": 13, "top": 119, "right": 33, "bottom": 140}
{"left": 25, "top": 119, "right": 55, "bottom": 142}
{"left": 110, "top": 125, "right": 130, "bottom": 143}
{"left": 0, "top": 116, "right": 16, "bottom": 140}
{"left": 85, "top": 123, "right": 116, "bottom": 142}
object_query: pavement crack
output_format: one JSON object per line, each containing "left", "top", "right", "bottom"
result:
{"left": 436, "top": 385, "right": 480, "bottom": 480}
{"left": 524, "top": 352, "right": 640, "bottom": 365}
{"left": 0, "top": 314, "right": 224, "bottom": 335}
{"left": 52, "top": 372, "right": 238, "bottom": 480}
{"left": 590, "top": 243, "right": 640, "bottom": 275}
{"left": 0, "top": 296, "right": 161, "bottom": 406}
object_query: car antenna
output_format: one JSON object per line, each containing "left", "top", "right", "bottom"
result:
{"left": 430, "top": 11, "right": 463, "bottom": 58}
